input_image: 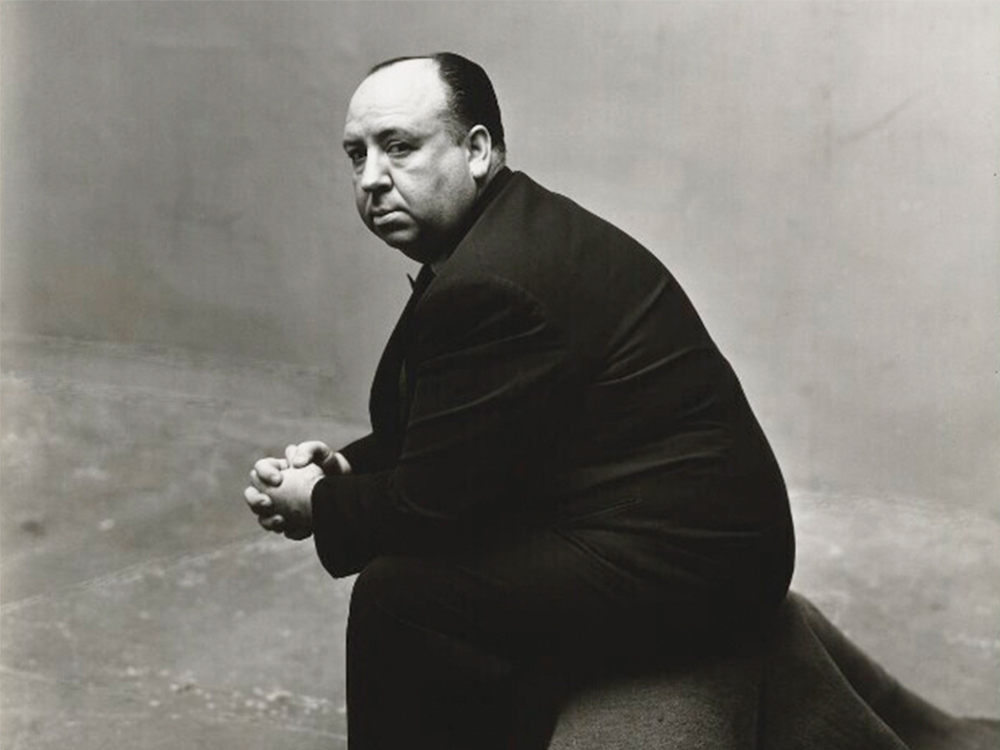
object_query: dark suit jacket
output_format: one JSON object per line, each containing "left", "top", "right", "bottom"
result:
{"left": 312, "top": 170, "right": 794, "bottom": 606}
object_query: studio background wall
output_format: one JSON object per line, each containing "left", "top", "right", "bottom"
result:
{"left": 3, "top": 1, "right": 998, "bottom": 514}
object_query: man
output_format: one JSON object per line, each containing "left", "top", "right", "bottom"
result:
{"left": 244, "top": 53, "right": 795, "bottom": 749}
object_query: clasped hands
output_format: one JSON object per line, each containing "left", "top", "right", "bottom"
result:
{"left": 244, "top": 440, "right": 341, "bottom": 540}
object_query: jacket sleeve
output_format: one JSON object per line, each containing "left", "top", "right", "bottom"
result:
{"left": 311, "top": 274, "right": 584, "bottom": 577}
{"left": 337, "top": 433, "right": 395, "bottom": 475}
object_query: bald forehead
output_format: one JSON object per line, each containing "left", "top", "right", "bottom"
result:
{"left": 345, "top": 59, "right": 448, "bottom": 130}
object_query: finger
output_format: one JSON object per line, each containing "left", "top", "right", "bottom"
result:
{"left": 250, "top": 471, "right": 284, "bottom": 495}
{"left": 244, "top": 486, "right": 273, "bottom": 515}
{"left": 250, "top": 469, "right": 275, "bottom": 494}
{"left": 321, "top": 451, "right": 347, "bottom": 475}
{"left": 259, "top": 514, "right": 285, "bottom": 532}
{"left": 291, "top": 441, "right": 332, "bottom": 469}
{"left": 258, "top": 457, "right": 288, "bottom": 484}
{"left": 254, "top": 457, "right": 286, "bottom": 487}
{"left": 249, "top": 470, "right": 264, "bottom": 493}
{"left": 244, "top": 487, "right": 273, "bottom": 517}
{"left": 285, "top": 444, "right": 297, "bottom": 468}
{"left": 284, "top": 527, "right": 312, "bottom": 541}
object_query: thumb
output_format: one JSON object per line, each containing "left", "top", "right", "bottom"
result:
{"left": 291, "top": 440, "right": 331, "bottom": 468}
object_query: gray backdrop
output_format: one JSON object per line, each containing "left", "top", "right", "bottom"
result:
{"left": 3, "top": 1, "right": 998, "bottom": 513}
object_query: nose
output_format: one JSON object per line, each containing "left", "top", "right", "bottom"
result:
{"left": 359, "top": 150, "right": 391, "bottom": 194}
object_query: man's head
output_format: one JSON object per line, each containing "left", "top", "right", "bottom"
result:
{"left": 342, "top": 53, "right": 506, "bottom": 264}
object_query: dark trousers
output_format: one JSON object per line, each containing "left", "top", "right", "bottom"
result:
{"left": 345, "top": 526, "right": 773, "bottom": 750}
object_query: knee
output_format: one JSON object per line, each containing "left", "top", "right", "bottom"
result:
{"left": 349, "top": 556, "right": 442, "bottom": 631}
{"left": 348, "top": 555, "right": 483, "bottom": 646}
{"left": 347, "top": 555, "right": 515, "bottom": 690}
{"left": 350, "top": 556, "right": 411, "bottom": 617}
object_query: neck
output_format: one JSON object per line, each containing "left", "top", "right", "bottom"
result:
{"left": 475, "top": 155, "right": 506, "bottom": 199}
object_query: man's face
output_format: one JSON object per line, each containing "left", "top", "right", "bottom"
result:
{"left": 342, "top": 60, "right": 478, "bottom": 264}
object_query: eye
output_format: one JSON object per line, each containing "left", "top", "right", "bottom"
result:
{"left": 386, "top": 141, "right": 413, "bottom": 157}
{"left": 345, "top": 148, "right": 366, "bottom": 169}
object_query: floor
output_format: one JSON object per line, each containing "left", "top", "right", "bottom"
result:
{"left": 1, "top": 335, "right": 997, "bottom": 749}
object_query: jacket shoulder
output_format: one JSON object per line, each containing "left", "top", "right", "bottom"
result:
{"left": 437, "top": 172, "right": 673, "bottom": 351}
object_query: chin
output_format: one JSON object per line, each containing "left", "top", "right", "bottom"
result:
{"left": 376, "top": 227, "right": 413, "bottom": 247}
{"left": 373, "top": 224, "right": 446, "bottom": 265}
{"left": 394, "top": 244, "right": 440, "bottom": 265}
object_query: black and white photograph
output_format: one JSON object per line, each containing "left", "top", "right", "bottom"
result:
{"left": 1, "top": 2, "right": 997, "bottom": 748}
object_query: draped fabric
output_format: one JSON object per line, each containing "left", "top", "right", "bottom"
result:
{"left": 550, "top": 592, "right": 1000, "bottom": 750}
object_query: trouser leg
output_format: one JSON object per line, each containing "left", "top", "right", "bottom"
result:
{"left": 344, "top": 525, "right": 770, "bottom": 750}
{"left": 345, "top": 528, "right": 664, "bottom": 750}
{"left": 347, "top": 561, "right": 521, "bottom": 750}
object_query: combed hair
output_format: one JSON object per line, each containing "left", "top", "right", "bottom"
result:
{"left": 367, "top": 52, "right": 506, "bottom": 155}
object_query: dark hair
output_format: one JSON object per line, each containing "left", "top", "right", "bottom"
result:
{"left": 367, "top": 52, "right": 506, "bottom": 155}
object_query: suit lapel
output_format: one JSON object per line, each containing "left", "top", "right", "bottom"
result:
{"left": 369, "top": 265, "right": 436, "bottom": 448}
{"left": 365, "top": 173, "right": 516, "bottom": 453}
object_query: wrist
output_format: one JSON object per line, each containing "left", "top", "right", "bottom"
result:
{"left": 309, "top": 470, "right": 336, "bottom": 509}
{"left": 306, "top": 470, "right": 324, "bottom": 498}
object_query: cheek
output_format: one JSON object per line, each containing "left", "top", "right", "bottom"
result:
{"left": 432, "top": 168, "right": 473, "bottom": 217}
{"left": 428, "top": 176, "right": 451, "bottom": 212}
{"left": 354, "top": 189, "right": 374, "bottom": 226}
{"left": 431, "top": 169, "right": 451, "bottom": 191}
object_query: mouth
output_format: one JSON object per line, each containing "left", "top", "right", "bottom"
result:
{"left": 371, "top": 211, "right": 411, "bottom": 235}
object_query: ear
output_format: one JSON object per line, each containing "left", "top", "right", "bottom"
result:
{"left": 466, "top": 125, "right": 493, "bottom": 181}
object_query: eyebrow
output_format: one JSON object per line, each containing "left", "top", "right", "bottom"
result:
{"left": 342, "top": 126, "right": 422, "bottom": 151}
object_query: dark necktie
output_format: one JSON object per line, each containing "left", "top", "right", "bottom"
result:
{"left": 398, "top": 265, "right": 436, "bottom": 426}
{"left": 407, "top": 263, "right": 436, "bottom": 297}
